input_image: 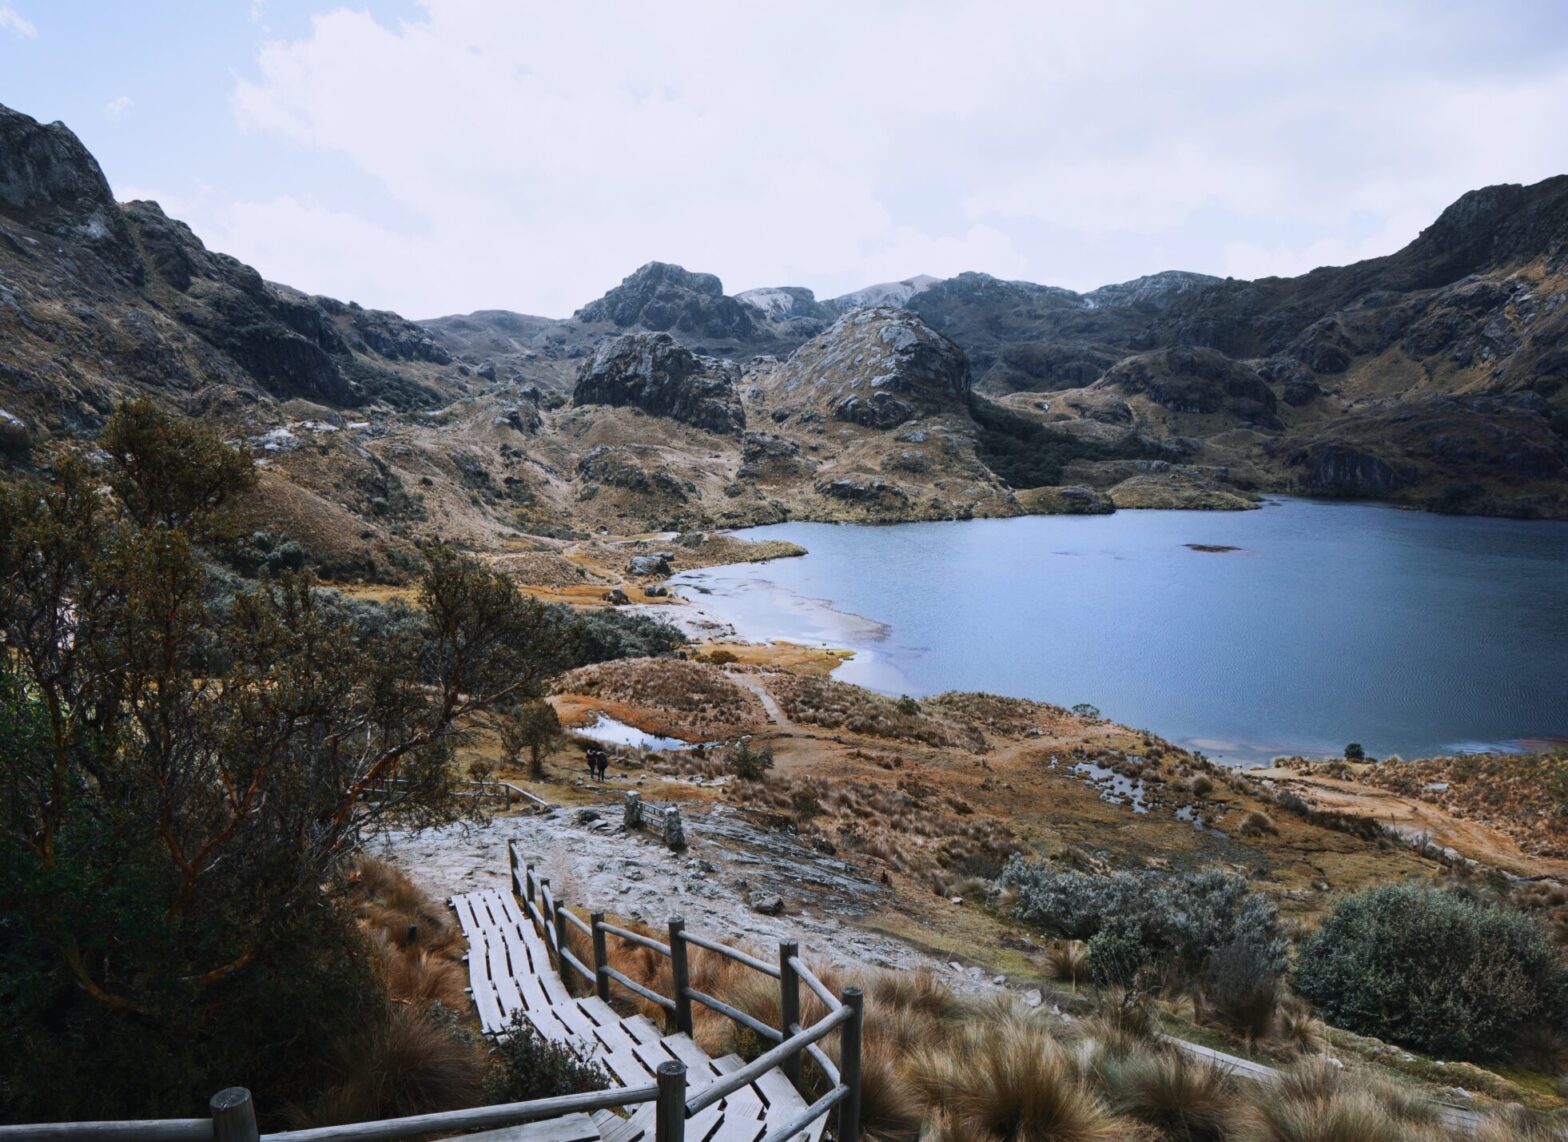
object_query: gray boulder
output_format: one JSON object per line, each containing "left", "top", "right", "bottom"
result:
{"left": 574, "top": 332, "right": 745, "bottom": 435}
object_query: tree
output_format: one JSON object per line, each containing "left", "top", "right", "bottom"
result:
{"left": 1344, "top": 742, "right": 1366, "bottom": 761}
{"left": 0, "top": 401, "right": 577, "bottom": 1119}
{"left": 726, "top": 737, "right": 774, "bottom": 781}
{"left": 501, "top": 699, "right": 562, "bottom": 781}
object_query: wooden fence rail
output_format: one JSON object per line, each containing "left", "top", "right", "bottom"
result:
{"left": 511, "top": 838, "right": 861, "bottom": 1142}
{"left": 0, "top": 842, "right": 860, "bottom": 1142}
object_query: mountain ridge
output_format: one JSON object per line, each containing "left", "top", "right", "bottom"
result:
{"left": 1, "top": 99, "right": 1566, "bottom": 585}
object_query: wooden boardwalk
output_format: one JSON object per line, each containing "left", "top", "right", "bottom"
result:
{"left": 453, "top": 887, "right": 825, "bottom": 1142}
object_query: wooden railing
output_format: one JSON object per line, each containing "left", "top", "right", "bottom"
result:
{"left": 511, "top": 839, "right": 862, "bottom": 1142}
{"left": 1, "top": 843, "right": 860, "bottom": 1142}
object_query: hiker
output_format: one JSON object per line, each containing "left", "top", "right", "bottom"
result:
{"left": 584, "top": 745, "right": 598, "bottom": 780}
{"left": 596, "top": 750, "right": 609, "bottom": 781}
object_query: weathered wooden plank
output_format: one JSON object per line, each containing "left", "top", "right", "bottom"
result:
{"left": 599, "top": 1103, "right": 653, "bottom": 1142}
{"left": 655, "top": 1035, "right": 725, "bottom": 1141}
{"left": 708, "top": 1055, "right": 765, "bottom": 1141}
{"left": 488, "top": 934, "right": 527, "bottom": 1019}
{"left": 752, "top": 1066, "right": 822, "bottom": 1142}
{"left": 456, "top": 1112, "right": 600, "bottom": 1142}
{"left": 619, "top": 1013, "right": 665, "bottom": 1046}
{"left": 547, "top": 997, "right": 602, "bottom": 1047}
{"left": 598, "top": 1047, "right": 657, "bottom": 1091}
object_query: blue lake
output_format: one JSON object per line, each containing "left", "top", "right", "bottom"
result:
{"left": 669, "top": 498, "right": 1568, "bottom": 766}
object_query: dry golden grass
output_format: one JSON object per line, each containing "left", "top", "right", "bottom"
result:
{"left": 552, "top": 658, "right": 765, "bottom": 737}
{"left": 313, "top": 1006, "right": 485, "bottom": 1125}
{"left": 1044, "top": 941, "right": 1091, "bottom": 990}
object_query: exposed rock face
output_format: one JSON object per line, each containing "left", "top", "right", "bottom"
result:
{"left": 573, "top": 332, "right": 745, "bottom": 435}
{"left": 0, "top": 105, "right": 137, "bottom": 277}
{"left": 575, "top": 262, "right": 757, "bottom": 342}
{"left": 769, "top": 308, "right": 972, "bottom": 430}
{"left": 1287, "top": 442, "right": 1412, "bottom": 498}
{"left": 1096, "top": 347, "right": 1280, "bottom": 428}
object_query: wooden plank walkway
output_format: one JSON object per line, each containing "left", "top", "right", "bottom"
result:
{"left": 452, "top": 888, "right": 824, "bottom": 1142}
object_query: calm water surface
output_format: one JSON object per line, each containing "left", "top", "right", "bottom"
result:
{"left": 669, "top": 498, "right": 1568, "bottom": 765}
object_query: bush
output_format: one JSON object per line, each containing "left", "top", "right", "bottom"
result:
{"left": 485, "top": 1013, "right": 611, "bottom": 1102}
{"left": 1071, "top": 703, "right": 1102, "bottom": 720}
{"left": 1294, "top": 883, "right": 1568, "bottom": 1060}
{"left": 1343, "top": 743, "right": 1365, "bottom": 761}
{"left": 569, "top": 608, "right": 687, "bottom": 664}
{"left": 726, "top": 738, "right": 775, "bottom": 781}
{"left": 1000, "top": 861, "right": 1288, "bottom": 997}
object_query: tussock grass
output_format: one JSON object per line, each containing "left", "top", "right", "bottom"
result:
{"left": 313, "top": 1006, "right": 483, "bottom": 1125}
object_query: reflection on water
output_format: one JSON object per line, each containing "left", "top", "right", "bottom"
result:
{"left": 671, "top": 498, "right": 1568, "bottom": 766}
{"left": 573, "top": 713, "right": 694, "bottom": 752}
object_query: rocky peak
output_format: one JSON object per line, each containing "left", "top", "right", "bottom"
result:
{"left": 0, "top": 103, "right": 138, "bottom": 277}
{"left": 766, "top": 307, "right": 972, "bottom": 430}
{"left": 1084, "top": 271, "right": 1223, "bottom": 310}
{"left": 573, "top": 332, "right": 745, "bottom": 435}
{"left": 574, "top": 261, "right": 757, "bottom": 342}
{"left": 1396, "top": 176, "right": 1568, "bottom": 287}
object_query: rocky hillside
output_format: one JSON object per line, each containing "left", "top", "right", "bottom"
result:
{"left": 1, "top": 97, "right": 1566, "bottom": 586}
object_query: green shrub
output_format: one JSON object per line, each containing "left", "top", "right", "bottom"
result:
{"left": 1343, "top": 742, "right": 1365, "bottom": 761}
{"left": 1294, "top": 883, "right": 1568, "bottom": 1060}
{"left": 1000, "top": 861, "right": 1288, "bottom": 998}
{"left": 569, "top": 608, "right": 687, "bottom": 664}
{"left": 726, "top": 738, "right": 775, "bottom": 781}
{"left": 485, "top": 1013, "right": 610, "bottom": 1102}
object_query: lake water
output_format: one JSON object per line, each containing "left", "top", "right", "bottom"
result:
{"left": 669, "top": 498, "right": 1568, "bottom": 765}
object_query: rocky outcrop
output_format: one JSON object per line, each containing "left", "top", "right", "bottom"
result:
{"left": 767, "top": 308, "right": 972, "bottom": 431}
{"left": 1096, "top": 347, "right": 1280, "bottom": 428}
{"left": 573, "top": 332, "right": 745, "bottom": 435}
{"left": 1286, "top": 442, "right": 1413, "bottom": 498}
{"left": 0, "top": 105, "right": 138, "bottom": 279}
{"left": 575, "top": 262, "right": 757, "bottom": 343}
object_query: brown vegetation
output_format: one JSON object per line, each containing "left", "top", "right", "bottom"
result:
{"left": 551, "top": 658, "right": 766, "bottom": 737}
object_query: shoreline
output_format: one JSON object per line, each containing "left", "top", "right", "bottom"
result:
{"left": 659, "top": 521, "right": 1565, "bottom": 768}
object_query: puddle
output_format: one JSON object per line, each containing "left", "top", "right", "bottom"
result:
{"left": 1071, "top": 760, "right": 1150, "bottom": 813}
{"left": 573, "top": 713, "right": 696, "bottom": 752}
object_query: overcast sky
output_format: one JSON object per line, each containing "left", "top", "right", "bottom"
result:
{"left": 4, "top": 1, "right": 1568, "bottom": 319}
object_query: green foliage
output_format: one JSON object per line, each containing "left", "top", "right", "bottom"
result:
{"left": 896, "top": 694, "right": 921, "bottom": 715}
{"left": 726, "top": 738, "right": 775, "bottom": 781}
{"left": 501, "top": 699, "right": 562, "bottom": 780}
{"left": 1000, "top": 860, "right": 1289, "bottom": 997}
{"left": 485, "top": 1013, "right": 611, "bottom": 1102}
{"left": 0, "top": 401, "right": 577, "bottom": 1122}
{"left": 1072, "top": 703, "right": 1102, "bottom": 719}
{"left": 568, "top": 607, "right": 687, "bottom": 664}
{"left": 968, "top": 395, "right": 1162, "bottom": 488}
{"left": 1294, "top": 883, "right": 1568, "bottom": 1060}
{"left": 1343, "top": 742, "right": 1365, "bottom": 761}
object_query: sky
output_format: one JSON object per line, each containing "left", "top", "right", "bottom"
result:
{"left": 4, "top": 1, "right": 1568, "bottom": 320}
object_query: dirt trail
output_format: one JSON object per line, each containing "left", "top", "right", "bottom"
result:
{"left": 1259, "top": 771, "right": 1568, "bottom": 881}
{"left": 727, "top": 671, "right": 793, "bottom": 730}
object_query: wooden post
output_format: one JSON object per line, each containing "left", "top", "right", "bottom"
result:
{"left": 654, "top": 1059, "right": 687, "bottom": 1142}
{"left": 525, "top": 862, "right": 536, "bottom": 908}
{"left": 837, "top": 987, "right": 863, "bottom": 1142}
{"left": 668, "top": 917, "right": 693, "bottom": 1035}
{"left": 778, "top": 940, "right": 801, "bottom": 1088}
{"left": 508, "top": 841, "right": 519, "bottom": 897}
{"left": 592, "top": 910, "right": 610, "bottom": 1002}
{"left": 210, "top": 1087, "right": 259, "bottom": 1142}
{"left": 553, "top": 897, "right": 570, "bottom": 981}
{"left": 539, "top": 876, "right": 555, "bottom": 956}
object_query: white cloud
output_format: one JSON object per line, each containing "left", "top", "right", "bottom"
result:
{"left": 105, "top": 95, "right": 132, "bottom": 119}
{"left": 210, "top": 0, "right": 1568, "bottom": 316}
{"left": 0, "top": 2, "right": 36, "bottom": 38}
